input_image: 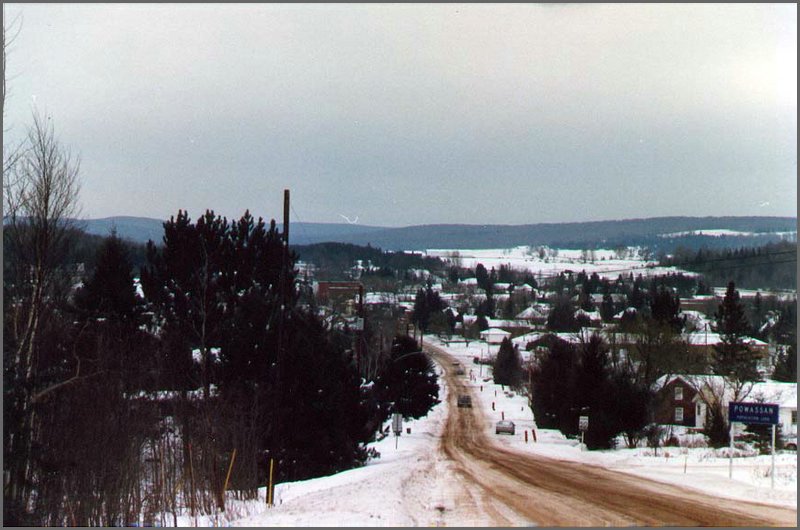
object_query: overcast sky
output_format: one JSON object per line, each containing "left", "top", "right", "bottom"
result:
{"left": 3, "top": 3, "right": 796, "bottom": 227}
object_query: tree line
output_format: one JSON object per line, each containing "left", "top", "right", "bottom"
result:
{"left": 660, "top": 240, "right": 797, "bottom": 290}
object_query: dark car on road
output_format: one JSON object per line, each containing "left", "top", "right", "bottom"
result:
{"left": 457, "top": 395, "right": 472, "bottom": 408}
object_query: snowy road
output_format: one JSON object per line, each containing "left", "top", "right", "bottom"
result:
{"left": 425, "top": 342, "right": 797, "bottom": 526}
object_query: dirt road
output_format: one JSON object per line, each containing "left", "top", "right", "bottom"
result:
{"left": 425, "top": 342, "right": 798, "bottom": 527}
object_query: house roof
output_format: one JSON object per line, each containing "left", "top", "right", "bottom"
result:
{"left": 656, "top": 375, "right": 797, "bottom": 409}
{"left": 516, "top": 305, "right": 549, "bottom": 319}
{"left": 480, "top": 328, "right": 512, "bottom": 343}
{"left": 613, "top": 307, "right": 638, "bottom": 319}
{"left": 574, "top": 309, "right": 602, "bottom": 321}
{"left": 682, "top": 332, "right": 768, "bottom": 347}
{"left": 486, "top": 318, "right": 531, "bottom": 329}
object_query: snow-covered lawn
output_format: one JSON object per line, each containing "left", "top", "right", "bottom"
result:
{"left": 428, "top": 336, "right": 797, "bottom": 510}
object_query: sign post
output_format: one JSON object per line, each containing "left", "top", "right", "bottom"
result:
{"left": 578, "top": 415, "right": 589, "bottom": 449}
{"left": 728, "top": 402, "right": 779, "bottom": 486}
{"left": 392, "top": 413, "right": 403, "bottom": 449}
{"left": 771, "top": 424, "right": 776, "bottom": 490}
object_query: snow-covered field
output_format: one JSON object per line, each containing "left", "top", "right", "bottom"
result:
{"left": 424, "top": 246, "right": 694, "bottom": 280}
{"left": 184, "top": 335, "right": 795, "bottom": 527}
{"left": 658, "top": 229, "right": 797, "bottom": 239}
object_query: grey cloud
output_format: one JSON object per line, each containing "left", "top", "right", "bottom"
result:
{"left": 3, "top": 3, "right": 795, "bottom": 226}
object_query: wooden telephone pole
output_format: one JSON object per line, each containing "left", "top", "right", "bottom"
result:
{"left": 271, "top": 189, "right": 290, "bottom": 503}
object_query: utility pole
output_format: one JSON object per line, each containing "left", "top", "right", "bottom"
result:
{"left": 272, "top": 189, "right": 290, "bottom": 494}
{"left": 356, "top": 283, "right": 365, "bottom": 376}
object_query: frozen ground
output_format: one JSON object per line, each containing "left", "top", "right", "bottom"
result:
{"left": 187, "top": 335, "right": 795, "bottom": 527}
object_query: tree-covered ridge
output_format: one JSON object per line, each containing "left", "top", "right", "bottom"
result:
{"left": 78, "top": 215, "right": 795, "bottom": 251}
{"left": 292, "top": 241, "right": 446, "bottom": 280}
{"left": 659, "top": 240, "right": 797, "bottom": 290}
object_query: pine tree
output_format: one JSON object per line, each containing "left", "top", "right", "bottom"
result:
{"left": 772, "top": 344, "right": 797, "bottom": 382}
{"left": 74, "top": 231, "right": 139, "bottom": 322}
{"left": 476, "top": 313, "right": 489, "bottom": 332}
{"left": 493, "top": 337, "right": 523, "bottom": 388}
{"left": 530, "top": 337, "right": 577, "bottom": 430}
{"left": 411, "top": 281, "right": 445, "bottom": 332}
{"left": 649, "top": 285, "right": 683, "bottom": 333}
{"left": 600, "top": 292, "right": 616, "bottom": 322}
{"left": 375, "top": 335, "right": 439, "bottom": 419}
{"left": 547, "top": 295, "right": 578, "bottom": 332}
{"left": 475, "top": 263, "right": 490, "bottom": 291}
{"left": 713, "top": 281, "right": 762, "bottom": 398}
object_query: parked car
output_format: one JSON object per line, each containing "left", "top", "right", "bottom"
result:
{"left": 784, "top": 436, "right": 797, "bottom": 451}
{"left": 495, "top": 420, "right": 515, "bottom": 435}
{"left": 457, "top": 395, "right": 472, "bottom": 408}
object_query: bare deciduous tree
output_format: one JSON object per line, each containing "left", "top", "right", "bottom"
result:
{"left": 4, "top": 111, "right": 81, "bottom": 522}
{"left": 3, "top": 10, "right": 24, "bottom": 175}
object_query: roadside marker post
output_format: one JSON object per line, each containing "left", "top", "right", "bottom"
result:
{"left": 392, "top": 413, "right": 403, "bottom": 449}
{"left": 578, "top": 415, "right": 589, "bottom": 451}
{"left": 267, "top": 458, "right": 275, "bottom": 506}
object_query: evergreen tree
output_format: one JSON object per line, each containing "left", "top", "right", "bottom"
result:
{"left": 447, "top": 265, "right": 460, "bottom": 285}
{"left": 649, "top": 285, "right": 683, "bottom": 333}
{"left": 375, "top": 335, "right": 439, "bottom": 419}
{"left": 743, "top": 422, "right": 785, "bottom": 454}
{"left": 530, "top": 337, "right": 577, "bottom": 431}
{"left": 141, "top": 209, "right": 375, "bottom": 484}
{"left": 629, "top": 282, "right": 646, "bottom": 310}
{"left": 600, "top": 292, "right": 616, "bottom": 323}
{"left": 493, "top": 337, "right": 523, "bottom": 388}
{"left": 411, "top": 281, "right": 445, "bottom": 332}
{"left": 475, "top": 263, "right": 490, "bottom": 291}
{"left": 547, "top": 295, "right": 578, "bottom": 332}
{"left": 412, "top": 289, "right": 430, "bottom": 331}
{"left": 274, "top": 311, "right": 371, "bottom": 481}
{"left": 713, "top": 282, "right": 762, "bottom": 391}
{"left": 74, "top": 231, "right": 139, "bottom": 322}
{"left": 772, "top": 344, "right": 797, "bottom": 382}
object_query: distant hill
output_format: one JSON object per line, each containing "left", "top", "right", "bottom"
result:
{"left": 77, "top": 216, "right": 166, "bottom": 244}
{"left": 78, "top": 215, "right": 797, "bottom": 251}
{"left": 78, "top": 217, "right": 385, "bottom": 246}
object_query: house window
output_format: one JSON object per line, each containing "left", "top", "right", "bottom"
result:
{"left": 675, "top": 407, "right": 684, "bottom": 423}
{"left": 696, "top": 404, "right": 702, "bottom": 417}
{"left": 674, "top": 386, "right": 683, "bottom": 401}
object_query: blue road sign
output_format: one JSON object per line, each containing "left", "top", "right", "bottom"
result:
{"left": 728, "top": 402, "right": 779, "bottom": 425}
